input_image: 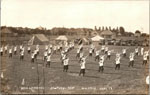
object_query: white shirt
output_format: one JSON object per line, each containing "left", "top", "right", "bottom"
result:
{"left": 146, "top": 76, "right": 149, "bottom": 85}
{"left": 0, "top": 48, "right": 3, "bottom": 52}
{"left": 89, "top": 49, "right": 92, "bottom": 53}
{"left": 4, "top": 46, "right": 7, "bottom": 50}
{"left": 80, "top": 53, "right": 83, "bottom": 58}
{"left": 116, "top": 57, "right": 120, "bottom": 64}
{"left": 45, "top": 45, "right": 48, "bottom": 50}
{"left": 9, "top": 49, "right": 12, "bottom": 53}
{"left": 108, "top": 51, "right": 111, "bottom": 55}
{"left": 28, "top": 47, "right": 31, "bottom": 50}
{"left": 64, "top": 58, "right": 69, "bottom": 65}
{"left": 21, "top": 51, "right": 24, "bottom": 56}
{"left": 105, "top": 47, "right": 108, "bottom": 51}
{"left": 48, "top": 49, "right": 51, "bottom": 54}
{"left": 129, "top": 55, "right": 134, "bottom": 61}
{"left": 141, "top": 48, "right": 144, "bottom": 55}
{"left": 44, "top": 52, "right": 48, "bottom": 57}
{"left": 31, "top": 53, "right": 35, "bottom": 58}
{"left": 101, "top": 46, "right": 105, "bottom": 50}
{"left": 13, "top": 47, "right": 16, "bottom": 51}
{"left": 143, "top": 55, "right": 147, "bottom": 60}
{"left": 62, "top": 54, "right": 66, "bottom": 60}
{"left": 96, "top": 51, "right": 100, "bottom": 56}
{"left": 135, "top": 48, "right": 138, "bottom": 53}
{"left": 122, "top": 49, "right": 126, "bottom": 54}
{"left": 99, "top": 60, "right": 104, "bottom": 66}
{"left": 77, "top": 49, "right": 80, "bottom": 53}
{"left": 81, "top": 61, "right": 86, "bottom": 69}
{"left": 47, "top": 56, "right": 51, "bottom": 61}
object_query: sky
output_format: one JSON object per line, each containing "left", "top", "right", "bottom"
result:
{"left": 1, "top": 0, "right": 149, "bottom": 33}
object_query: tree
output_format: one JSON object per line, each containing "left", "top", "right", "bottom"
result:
{"left": 94, "top": 26, "right": 97, "bottom": 31}
{"left": 119, "top": 26, "right": 125, "bottom": 35}
{"left": 135, "top": 30, "right": 141, "bottom": 34}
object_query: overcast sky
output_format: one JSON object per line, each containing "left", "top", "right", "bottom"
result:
{"left": 1, "top": 0, "right": 149, "bottom": 33}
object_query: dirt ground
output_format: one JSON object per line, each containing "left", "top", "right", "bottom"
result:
{"left": 0, "top": 45, "right": 149, "bottom": 94}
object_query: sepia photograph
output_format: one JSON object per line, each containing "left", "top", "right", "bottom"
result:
{"left": 0, "top": 0, "right": 149, "bottom": 94}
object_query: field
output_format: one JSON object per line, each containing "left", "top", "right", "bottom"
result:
{"left": 0, "top": 45, "right": 149, "bottom": 94}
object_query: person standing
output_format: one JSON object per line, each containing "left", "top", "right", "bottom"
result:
{"left": 141, "top": 47, "right": 144, "bottom": 56}
{"left": 106, "top": 50, "right": 111, "bottom": 60}
{"left": 128, "top": 53, "right": 134, "bottom": 67}
{"left": 79, "top": 59, "right": 86, "bottom": 76}
{"left": 14, "top": 46, "right": 17, "bottom": 55}
{"left": 89, "top": 48, "right": 93, "bottom": 56}
{"left": 20, "top": 50, "right": 24, "bottom": 61}
{"left": 143, "top": 53, "right": 148, "bottom": 65}
{"left": 27, "top": 46, "right": 31, "bottom": 54}
{"left": 95, "top": 50, "right": 100, "bottom": 61}
{"left": 63, "top": 57, "right": 69, "bottom": 72}
{"left": 115, "top": 54, "right": 121, "bottom": 70}
{"left": 122, "top": 48, "right": 127, "bottom": 57}
{"left": 31, "top": 52, "right": 35, "bottom": 63}
{"left": 4, "top": 45, "right": 8, "bottom": 54}
{"left": 46, "top": 54, "right": 51, "bottom": 68}
{"left": 98, "top": 58, "right": 104, "bottom": 73}
{"left": 0, "top": 47, "right": 3, "bottom": 56}
{"left": 9, "top": 48, "right": 12, "bottom": 58}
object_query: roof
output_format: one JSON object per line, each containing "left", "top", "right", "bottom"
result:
{"left": 1, "top": 28, "right": 12, "bottom": 34}
{"left": 34, "top": 34, "right": 49, "bottom": 41}
{"left": 91, "top": 35, "right": 104, "bottom": 41}
{"left": 56, "top": 35, "right": 68, "bottom": 41}
{"left": 100, "top": 30, "right": 113, "bottom": 35}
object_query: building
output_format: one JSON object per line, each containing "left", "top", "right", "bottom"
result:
{"left": 100, "top": 30, "right": 115, "bottom": 39}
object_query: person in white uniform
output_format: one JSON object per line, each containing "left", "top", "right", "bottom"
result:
{"left": 63, "top": 57, "right": 69, "bottom": 72}
{"left": 9, "top": 48, "right": 12, "bottom": 58}
{"left": 99, "top": 58, "right": 104, "bottom": 73}
{"left": 79, "top": 59, "right": 86, "bottom": 76}
{"left": 128, "top": 53, "right": 134, "bottom": 67}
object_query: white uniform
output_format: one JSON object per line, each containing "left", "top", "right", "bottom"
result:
{"left": 9, "top": 49, "right": 12, "bottom": 53}
{"left": 81, "top": 61, "right": 86, "bottom": 69}
{"left": 122, "top": 49, "right": 126, "bottom": 54}
{"left": 141, "top": 48, "right": 144, "bottom": 55}
{"left": 116, "top": 57, "right": 120, "bottom": 64}
{"left": 64, "top": 58, "right": 69, "bottom": 66}
{"left": 14, "top": 46, "right": 17, "bottom": 51}
{"left": 96, "top": 50, "right": 100, "bottom": 56}
{"left": 47, "top": 55, "right": 51, "bottom": 62}
{"left": 146, "top": 76, "right": 149, "bottom": 85}
{"left": 99, "top": 60, "right": 104, "bottom": 66}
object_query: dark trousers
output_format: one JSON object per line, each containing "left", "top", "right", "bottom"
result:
{"left": 89, "top": 53, "right": 92, "bottom": 56}
{"left": 63, "top": 65, "right": 68, "bottom": 72}
{"left": 28, "top": 50, "right": 31, "bottom": 54}
{"left": 129, "top": 61, "right": 134, "bottom": 67}
{"left": 99, "top": 66, "right": 104, "bottom": 72}
{"left": 14, "top": 51, "right": 17, "bottom": 55}
{"left": 115, "top": 64, "right": 120, "bottom": 70}
{"left": 106, "top": 55, "right": 111, "bottom": 60}
{"left": 143, "top": 60, "right": 147, "bottom": 65}
{"left": 20, "top": 56, "right": 24, "bottom": 61}
{"left": 9, "top": 53, "right": 12, "bottom": 58}
{"left": 79, "top": 69, "right": 85, "bottom": 76}
{"left": 31, "top": 58, "right": 34, "bottom": 63}
{"left": 123, "top": 53, "right": 126, "bottom": 57}
{"left": 0, "top": 52, "right": 3, "bottom": 56}
{"left": 76, "top": 53, "right": 80, "bottom": 58}
{"left": 5, "top": 50, "right": 7, "bottom": 54}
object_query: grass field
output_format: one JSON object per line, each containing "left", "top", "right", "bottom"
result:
{"left": 0, "top": 45, "right": 149, "bottom": 94}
